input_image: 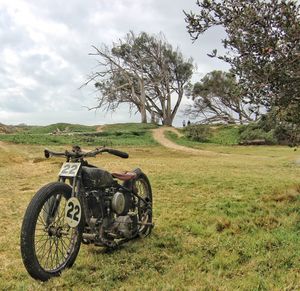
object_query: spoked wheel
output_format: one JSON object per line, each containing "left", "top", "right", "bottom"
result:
{"left": 126, "top": 171, "right": 153, "bottom": 237}
{"left": 20, "top": 182, "right": 83, "bottom": 281}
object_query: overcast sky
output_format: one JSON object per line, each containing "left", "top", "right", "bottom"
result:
{"left": 0, "top": 0, "right": 228, "bottom": 126}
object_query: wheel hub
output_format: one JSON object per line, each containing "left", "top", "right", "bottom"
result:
{"left": 47, "top": 226, "right": 63, "bottom": 238}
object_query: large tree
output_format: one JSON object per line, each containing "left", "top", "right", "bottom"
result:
{"left": 185, "top": 0, "right": 300, "bottom": 126}
{"left": 186, "top": 70, "right": 257, "bottom": 124}
{"left": 85, "top": 32, "right": 194, "bottom": 125}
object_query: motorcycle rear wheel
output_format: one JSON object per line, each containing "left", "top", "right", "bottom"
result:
{"left": 125, "top": 170, "right": 153, "bottom": 237}
{"left": 20, "top": 182, "right": 83, "bottom": 281}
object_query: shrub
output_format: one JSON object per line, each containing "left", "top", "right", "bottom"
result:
{"left": 183, "top": 125, "right": 212, "bottom": 142}
{"left": 256, "top": 113, "right": 300, "bottom": 146}
{"left": 239, "top": 123, "right": 277, "bottom": 145}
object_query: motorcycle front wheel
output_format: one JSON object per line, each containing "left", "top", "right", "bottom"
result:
{"left": 20, "top": 182, "right": 83, "bottom": 281}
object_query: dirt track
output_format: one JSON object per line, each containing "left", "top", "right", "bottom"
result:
{"left": 152, "top": 127, "right": 221, "bottom": 156}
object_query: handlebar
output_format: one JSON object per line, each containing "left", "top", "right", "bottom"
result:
{"left": 104, "top": 148, "right": 129, "bottom": 159}
{"left": 44, "top": 147, "right": 129, "bottom": 159}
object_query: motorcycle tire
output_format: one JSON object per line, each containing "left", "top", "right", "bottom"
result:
{"left": 124, "top": 170, "right": 153, "bottom": 237}
{"left": 20, "top": 182, "right": 83, "bottom": 281}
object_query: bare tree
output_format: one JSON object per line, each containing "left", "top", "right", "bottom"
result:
{"left": 84, "top": 32, "right": 194, "bottom": 125}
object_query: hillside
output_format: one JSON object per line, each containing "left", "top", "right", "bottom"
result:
{"left": 0, "top": 122, "right": 159, "bottom": 146}
{"left": 0, "top": 123, "right": 18, "bottom": 134}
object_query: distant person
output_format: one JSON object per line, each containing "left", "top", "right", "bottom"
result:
{"left": 187, "top": 120, "right": 191, "bottom": 126}
{"left": 182, "top": 120, "right": 186, "bottom": 127}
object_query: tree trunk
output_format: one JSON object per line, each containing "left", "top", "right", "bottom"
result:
{"left": 163, "top": 116, "right": 173, "bottom": 126}
{"left": 160, "top": 93, "right": 173, "bottom": 126}
{"left": 139, "top": 79, "right": 147, "bottom": 123}
{"left": 140, "top": 107, "right": 147, "bottom": 123}
{"left": 239, "top": 112, "right": 243, "bottom": 124}
{"left": 151, "top": 111, "right": 157, "bottom": 124}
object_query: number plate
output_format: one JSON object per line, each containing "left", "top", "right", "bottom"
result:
{"left": 59, "top": 162, "right": 81, "bottom": 177}
{"left": 65, "top": 197, "right": 81, "bottom": 227}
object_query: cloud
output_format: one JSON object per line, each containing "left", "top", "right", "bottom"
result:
{"left": 0, "top": 0, "right": 228, "bottom": 126}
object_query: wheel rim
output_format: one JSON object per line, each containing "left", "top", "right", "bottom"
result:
{"left": 34, "top": 194, "right": 78, "bottom": 272}
{"left": 135, "top": 178, "right": 152, "bottom": 233}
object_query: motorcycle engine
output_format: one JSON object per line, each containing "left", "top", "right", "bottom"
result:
{"left": 111, "top": 191, "right": 132, "bottom": 216}
{"left": 85, "top": 189, "right": 137, "bottom": 240}
{"left": 110, "top": 191, "right": 138, "bottom": 238}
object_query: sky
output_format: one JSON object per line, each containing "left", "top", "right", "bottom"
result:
{"left": 0, "top": 0, "right": 228, "bottom": 127}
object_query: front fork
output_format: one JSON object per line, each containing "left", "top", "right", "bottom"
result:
{"left": 46, "top": 176, "right": 87, "bottom": 227}
{"left": 61, "top": 176, "right": 93, "bottom": 229}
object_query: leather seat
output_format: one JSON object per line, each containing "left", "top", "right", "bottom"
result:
{"left": 111, "top": 171, "right": 137, "bottom": 181}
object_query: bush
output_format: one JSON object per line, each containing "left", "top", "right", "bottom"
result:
{"left": 256, "top": 113, "right": 300, "bottom": 146}
{"left": 239, "top": 123, "right": 277, "bottom": 145}
{"left": 183, "top": 125, "right": 212, "bottom": 142}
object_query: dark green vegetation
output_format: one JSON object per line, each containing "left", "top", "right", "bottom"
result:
{"left": 0, "top": 123, "right": 158, "bottom": 147}
{"left": 1, "top": 141, "right": 300, "bottom": 289}
{"left": 185, "top": 0, "right": 300, "bottom": 143}
{"left": 181, "top": 123, "right": 297, "bottom": 146}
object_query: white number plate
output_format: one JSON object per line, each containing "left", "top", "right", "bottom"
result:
{"left": 59, "top": 163, "right": 81, "bottom": 177}
{"left": 65, "top": 197, "right": 81, "bottom": 227}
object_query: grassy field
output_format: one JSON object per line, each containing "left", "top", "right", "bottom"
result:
{"left": 1, "top": 135, "right": 300, "bottom": 289}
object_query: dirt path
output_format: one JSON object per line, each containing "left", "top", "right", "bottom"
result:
{"left": 96, "top": 125, "right": 104, "bottom": 132}
{"left": 152, "top": 127, "right": 222, "bottom": 156}
{"left": 0, "top": 141, "right": 7, "bottom": 147}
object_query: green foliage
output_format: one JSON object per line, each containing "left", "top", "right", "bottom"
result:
{"left": 239, "top": 124, "right": 277, "bottom": 145}
{"left": 183, "top": 124, "right": 212, "bottom": 142}
{"left": 258, "top": 112, "right": 300, "bottom": 146}
{"left": 185, "top": 0, "right": 300, "bottom": 130}
{"left": 239, "top": 115, "right": 300, "bottom": 146}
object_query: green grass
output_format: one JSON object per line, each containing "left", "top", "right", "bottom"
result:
{"left": 181, "top": 124, "right": 240, "bottom": 145}
{"left": 0, "top": 131, "right": 156, "bottom": 147}
{"left": 165, "top": 130, "right": 297, "bottom": 156}
{"left": 1, "top": 143, "right": 300, "bottom": 289}
{"left": 103, "top": 122, "right": 158, "bottom": 132}
{"left": 1, "top": 125, "right": 300, "bottom": 289}
{"left": 209, "top": 125, "right": 240, "bottom": 144}
{"left": 0, "top": 123, "right": 158, "bottom": 146}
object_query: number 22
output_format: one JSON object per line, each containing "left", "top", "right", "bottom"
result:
{"left": 66, "top": 201, "right": 80, "bottom": 221}
{"left": 61, "top": 164, "right": 78, "bottom": 175}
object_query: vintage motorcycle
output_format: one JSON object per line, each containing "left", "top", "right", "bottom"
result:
{"left": 20, "top": 146, "right": 153, "bottom": 281}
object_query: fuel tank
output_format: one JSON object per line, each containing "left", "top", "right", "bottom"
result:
{"left": 81, "top": 166, "right": 114, "bottom": 189}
